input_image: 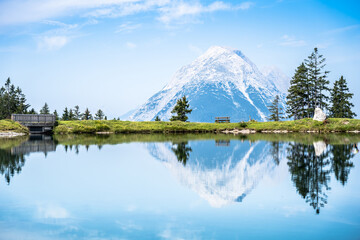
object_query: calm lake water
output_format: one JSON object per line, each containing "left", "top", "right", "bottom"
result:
{"left": 0, "top": 133, "right": 360, "bottom": 240}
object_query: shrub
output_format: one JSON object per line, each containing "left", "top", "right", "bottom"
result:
{"left": 239, "top": 122, "right": 247, "bottom": 128}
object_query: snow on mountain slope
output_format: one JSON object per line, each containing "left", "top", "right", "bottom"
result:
{"left": 127, "top": 46, "right": 287, "bottom": 122}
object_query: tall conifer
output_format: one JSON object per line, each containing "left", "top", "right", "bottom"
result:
{"left": 286, "top": 63, "right": 309, "bottom": 119}
{"left": 329, "top": 76, "right": 356, "bottom": 118}
{"left": 305, "top": 48, "right": 330, "bottom": 112}
{"left": 268, "top": 95, "right": 284, "bottom": 121}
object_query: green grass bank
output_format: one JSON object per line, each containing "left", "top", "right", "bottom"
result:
{"left": 0, "top": 119, "right": 29, "bottom": 134}
{"left": 53, "top": 118, "right": 360, "bottom": 134}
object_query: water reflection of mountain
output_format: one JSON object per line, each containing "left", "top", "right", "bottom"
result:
{"left": 148, "top": 138, "right": 358, "bottom": 211}
{"left": 147, "top": 140, "right": 283, "bottom": 207}
{"left": 0, "top": 135, "right": 56, "bottom": 184}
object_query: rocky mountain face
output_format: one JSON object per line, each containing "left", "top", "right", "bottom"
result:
{"left": 127, "top": 46, "right": 288, "bottom": 122}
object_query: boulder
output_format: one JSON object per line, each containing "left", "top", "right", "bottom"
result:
{"left": 313, "top": 108, "right": 326, "bottom": 121}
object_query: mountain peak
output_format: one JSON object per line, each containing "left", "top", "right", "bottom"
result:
{"left": 200, "top": 46, "right": 247, "bottom": 61}
{"left": 126, "top": 46, "right": 287, "bottom": 122}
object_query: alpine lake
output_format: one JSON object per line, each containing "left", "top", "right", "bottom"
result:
{"left": 1, "top": 133, "right": 360, "bottom": 239}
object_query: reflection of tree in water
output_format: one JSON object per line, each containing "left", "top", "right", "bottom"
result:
{"left": 287, "top": 142, "right": 356, "bottom": 214}
{"left": 171, "top": 142, "right": 192, "bottom": 166}
{"left": 0, "top": 149, "right": 25, "bottom": 184}
{"left": 330, "top": 144, "right": 354, "bottom": 185}
{"left": 270, "top": 141, "right": 282, "bottom": 165}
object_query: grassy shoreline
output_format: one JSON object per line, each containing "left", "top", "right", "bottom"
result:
{"left": 0, "top": 119, "right": 29, "bottom": 134}
{"left": 53, "top": 118, "right": 360, "bottom": 134}
{"left": 1, "top": 118, "right": 360, "bottom": 135}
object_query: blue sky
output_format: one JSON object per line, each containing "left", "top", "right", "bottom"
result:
{"left": 0, "top": 0, "right": 359, "bottom": 118}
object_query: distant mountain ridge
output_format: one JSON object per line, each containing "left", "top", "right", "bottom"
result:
{"left": 126, "top": 46, "right": 288, "bottom": 122}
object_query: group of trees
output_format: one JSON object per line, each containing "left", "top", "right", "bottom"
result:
{"left": 38, "top": 103, "right": 107, "bottom": 121}
{"left": 58, "top": 105, "right": 106, "bottom": 121}
{"left": 0, "top": 78, "right": 30, "bottom": 119}
{"left": 268, "top": 47, "right": 356, "bottom": 121}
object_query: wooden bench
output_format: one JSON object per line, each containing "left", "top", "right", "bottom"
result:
{"left": 215, "top": 117, "right": 230, "bottom": 123}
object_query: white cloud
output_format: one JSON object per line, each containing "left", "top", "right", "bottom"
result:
{"left": 323, "top": 24, "right": 360, "bottom": 35}
{"left": 157, "top": 1, "right": 233, "bottom": 24}
{"left": 115, "top": 22, "right": 142, "bottom": 33}
{"left": 237, "top": 1, "right": 253, "bottom": 10}
{"left": 126, "top": 41, "right": 137, "bottom": 49}
{"left": 0, "top": 0, "right": 252, "bottom": 26}
{"left": 0, "top": 0, "right": 137, "bottom": 25}
{"left": 279, "top": 34, "right": 306, "bottom": 47}
{"left": 37, "top": 36, "right": 69, "bottom": 50}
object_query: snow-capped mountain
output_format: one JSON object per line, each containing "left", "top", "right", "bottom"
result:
{"left": 261, "top": 66, "right": 291, "bottom": 94}
{"left": 146, "top": 140, "right": 282, "bottom": 207}
{"left": 127, "top": 46, "right": 287, "bottom": 122}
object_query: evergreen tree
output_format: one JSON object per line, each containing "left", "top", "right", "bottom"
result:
{"left": 267, "top": 95, "right": 284, "bottom": 121}
{"left": 329, "top": 76, "right": 356, "bottom": 118}
{"left": 62, "top": 107, "right": 69, "bottom": 121}
{"left": 305, "top": 47, "right": 330, "bottom": 111}
{"left": 53, "top": 110, "right": 59, "bottom": 120}
{"left": 69, "top": 109, "right": 75, "bottom": 120}
{"left": 40, "top": 103, "right": 50, "bottom": 114}
{"left": 73, "top": 105, "right": 82, "bottom": 120}
{"left": 155, "top": 116, "right": 161, "bottom": 121}
{"left": 0, "top": 78, "right": 30, "bottom": 119}
{"left": 28, "top": 108, "right": 37, "bottom": 114}
{"left": 286, "top": 63, "right": 308, "bottom": 119}
{"left": 82, "top": 108, "right": 92, "bottom": 120}
{"left": 170, "top": 96, "right": 192, "bottom": 122}
{"left": 94, "top": 109, "right": 104, "bottom": 120}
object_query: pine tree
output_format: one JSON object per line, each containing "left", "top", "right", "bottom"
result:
{"left": 73, "top": 105, "right": 81, "bottom": 120}
{"left": 0, "top": 78, "right": 30, "bottom": 119}
{"left": 40, "top": 103, "right": 50, "bottom": 114}
{"left": 82, "top": 108, "right": 92, "bottom": 120}
{"left": 94, "top": 109, "right": 104, "bottom": 120}
{"left": 305, "top": 47, "right": 330, "bottom": 111}
{"left": 62, "top": 107, "right": 69, "bottom": 121}
{"left": 329, "top": 76, "right": 356, "bottom": 118}
{"left": 170, "top": 96, "right": 192, "bottom": 122}
{"left": 28, "top": 108, "right": 37, "bottom": 114}
{"left": 155, "top": 116, "right": 161, "bottom": 121}
{"left": 267, "top": 95, "right": 284, "bottom": 121}
{"left": 69, "top": 109, "right": 75, "bottom": 120}
{"left": 53, "top": 110, "right": 59, "bottom": 120}
{"left": 286, "top": 63, "right": 310, "bottom": 119}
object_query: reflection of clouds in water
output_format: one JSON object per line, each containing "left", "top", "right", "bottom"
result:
{"left": 158, "top": 223, "right": 203, "bottom": 240}
{"left": 125, "top": 204, "right": 137, "bottom": 212}
{"left": 282, "top": 205, "right": 307, "bottom": 218}
{"left": 116, "top": 220, "right": 142, "bottom": 231}
{"left": 37, "top": 204, "right": 70, "bottom": 219}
